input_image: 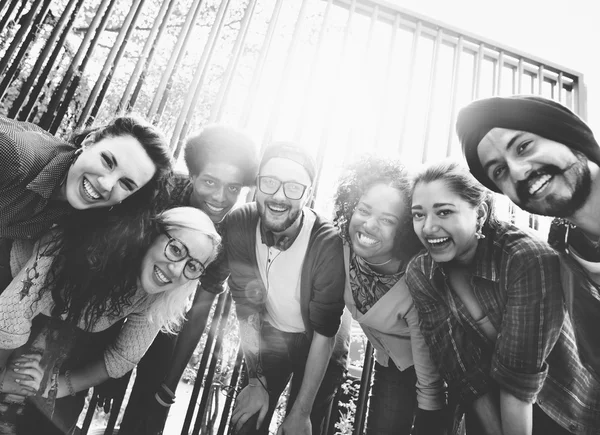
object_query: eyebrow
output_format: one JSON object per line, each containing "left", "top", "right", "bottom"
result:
{"left": 411, "top": 203, "right": 455, "bottom": 210}
{"left": 482, "top": 132, "right": 524, "bottom": 176}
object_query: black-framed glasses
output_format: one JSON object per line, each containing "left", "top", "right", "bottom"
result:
{"left": 163, "top": 230, "right": 206, "bottom": 280}
{"left": 257, "top": 176, "right": 307, "bottom": 200}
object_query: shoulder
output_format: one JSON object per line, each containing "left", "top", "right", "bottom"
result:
{"left": 406, "top": 250, "right": 434, "bottom": 278}
{"left": 491, "top": 221, "right": 557, "bottom": 261}
{"left": 226, "top": 202, "right": 258, "bottom": 226}
{"left": 308, "top": 209, "right": 341, "bottom": 245}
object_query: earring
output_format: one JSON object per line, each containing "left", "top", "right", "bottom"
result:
{"left": 475, "top": 220, "right": 485, "bottom": 240}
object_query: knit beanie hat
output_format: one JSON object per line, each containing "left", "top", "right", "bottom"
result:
{"left": 456, "top": 95, "right": 600, "bottom": 192}
{"left": 259, "top": 141, "right": 316, "bottom": 182}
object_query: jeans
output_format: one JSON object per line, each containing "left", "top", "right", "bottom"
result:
{"left": 366, "top": 361, "right": 417, "bottom": 435}
{"left": 235, "top": 322, "right": 346, "bottom": 435}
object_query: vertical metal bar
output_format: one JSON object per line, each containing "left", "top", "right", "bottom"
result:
{"left": 8, "top": 0, "right": 79, "bottom": 118}
{"left": 146, "top": 0, "right": 205, "bottom": 122}
{"left": 445, "top": 36, "right": 463, "bottom": 157}
{"left": 294, "top": 0, "right": 334, "bottom": 141}
{"left": 181, "top": 292, "right": 228, "bottom": 435}
{"left": 517, "top": 58, "right": 524, "bottom": 93}
{"left": 0, "top": 0, "right": 43, "bottom": 77}
{"left": 353, "top": 343, "right": 375, "bottom": 435}
{"left": 421, "top": 29, "right": 443, "bottom": 162}
{"left": 373, "top": 13, "right": 399, "bottom": 149}
{"left": 238, "top": 0, "right": 285, "bottom": 128}
{"left": 557, "top": 72, "right": 564, "bottom": 102}
{"left": 471, "top": 43, "right": 484, "bottom": 99}
{"left": 311, "top": 0, "right": 357, "bottom": 198}
{"left": 77, "top": 0, "right": 147, "bottom": 127}
{"left": 261, "top": 0, "right": 311, "bottom": 146}
{"left": 117, "top": 0, "right": 175, "bottom": 113}
{"left": 80, "top": 392, "right": 100, "bottom": 435}
{"left": 574, "top": 75, "right": 587, "bottom": 120}
{"left": 0, "top": 0, "right": 52, "bottom": 102}
{"left": 170, "top": 0, "right": 232, "bottom": 160}
{"left": 216, "top": 348, "right": 244, "bottom": 435}
{"left": 397, "top": 21, "right": 422, "bottom": 150}
{"left": 495, "top": 51, "right": 504, "bottom": 95}
{"left": 0, "top": 0, "right": 21, "bottom": 39}
{"left": 208, "top": 0, "right": 259, "bottom": 123}
{"left": 538, "top": 64, "right": 545, "bottom": 95}
{"left": 192, "top": 295, "right": 233, "bottom": 435}
{"left": 39, "top": 0, "right": 114, "bottom": 130}
{"left": 20, "top": 0, "right": 86, "bottom": 122}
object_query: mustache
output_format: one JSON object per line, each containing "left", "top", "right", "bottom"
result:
{"left": 515, "top": 161, "right": 577, "bottom": 201}
{"left": 264, "top": 200, "right": 290, "bottom": 209}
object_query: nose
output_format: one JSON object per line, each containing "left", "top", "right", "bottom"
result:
{"left": 97, "top": 174, "right": 118, "bottom": 193}
{"left": 507, "top": 158, "right": 533, "bottom": 181}
{"left": 212, "top": 185, "right": 226, "bottom": 203}
{"left": 271, "top": 184, "right": 286, "bottom": 201}
{"left": 167, "top": 260, "right": 186, "bottom": 278}
{"left": 422, "top": 215, "right": 439, "bottom": 235}
{"left": 363, "top": 216, "right": 379, "bottom": 232}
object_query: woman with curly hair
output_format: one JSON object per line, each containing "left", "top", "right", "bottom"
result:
{"left": 0, "top": 206, "right": 220, "bottom": 435}
{"left": 0, "top": 114, "right": 172, "bottom": 291}
{"left": 333, "top": 155, "right": 447, "bottom": 435}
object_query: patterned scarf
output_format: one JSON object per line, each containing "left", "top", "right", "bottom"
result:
{"left": 349, "top": 247, "right": 404, "bottom": 314}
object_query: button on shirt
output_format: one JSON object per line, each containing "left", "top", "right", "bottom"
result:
{"left": 407, "top": 222, "right": 600, "bottom": 433}
{"left": 0, "top": 115, "right": 76, "bottom": 240}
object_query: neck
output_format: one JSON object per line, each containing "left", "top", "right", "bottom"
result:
{"left": 363, "top": 256, "right": 403, "bottom": 275}
{"left": 567, "top": 166, "right": 600, "bottom": 237}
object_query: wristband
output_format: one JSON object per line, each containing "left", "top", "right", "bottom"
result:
{"left": 155, "top": 392, "right": 173, "bottom": 407}
{"left": 160, "top": 382, "right": 176, "bottom": 400}
{"left": 248, "top": 376, "right": 269, "bottom": 393}
{"left": 64, "top": 370, "right": 76, "bottom": 396}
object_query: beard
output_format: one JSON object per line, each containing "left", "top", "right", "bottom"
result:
{"left": 257, "top": 199, "right": 302, "bottom": 232}
{"left": 515, "top": 152, "right": 591, "bottom": 217}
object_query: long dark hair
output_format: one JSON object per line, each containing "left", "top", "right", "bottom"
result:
{"left": 333, "top": 154, "right": 423, "bottom": 262}
{"left": 41, "top": 201, "right": 161, "bottom": 329}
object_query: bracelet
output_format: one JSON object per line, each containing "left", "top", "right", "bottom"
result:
{"left": 64, "top": 370, "right": 76, "bottom": 396}
{"left": 155, "top": 392, "right": 173, "bottom": 407}
{"left": 0, "top": 366, "right": 6, "bottom": 393}
{"left": 248, "top": 376, "right": 269, "bottom": 393}
{"left": 160, "top": 382, "right": 176, "bottom": 401}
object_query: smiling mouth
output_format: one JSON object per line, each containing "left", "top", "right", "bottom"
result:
{"left": 205, "top": 203, "right": 225, "bottom": 213}
{"left": 357, "top": 233, "right": 379, "bottom": 246}
{"left": 427, "top": 237, "right": 450, "bottom": 248}
{"left": 83, "top": 177, "right": 102, "bottom": 200}
{"left": 154, "top": 265, "right": 171, "bottom": 285}
{"left": 267, "top": 203, "right": 288, "bottom": 213}
{"left": 528, "top": 174, "right": 553, "bottom": 196}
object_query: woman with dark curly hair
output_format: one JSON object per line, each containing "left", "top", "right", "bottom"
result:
{"left": 0, "top": 114, "right": 172, "bottom": 291}
{"left": 333, "top": 155, "right": 447, "bottom": 435}
{"left": 0, "top": 206, "right": 221, "bottom": 435}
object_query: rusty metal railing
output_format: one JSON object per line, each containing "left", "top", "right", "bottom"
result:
{"left": 0, "top": 0, "right": 586, "bottom": 433}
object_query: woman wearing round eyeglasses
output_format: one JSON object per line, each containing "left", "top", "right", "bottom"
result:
{"left": 0, "top": 206, "right": 220, "bottom": 434}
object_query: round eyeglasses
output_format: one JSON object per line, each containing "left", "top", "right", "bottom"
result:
{"left": 257, "top": 176, "right": 307, "bottom": 200}
{"left": 163, "top": 230, "right": 206, "bottom": 280}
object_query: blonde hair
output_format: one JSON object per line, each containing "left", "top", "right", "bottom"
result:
{"left": 145, "top": 207, "right": 221, "bottom": 333}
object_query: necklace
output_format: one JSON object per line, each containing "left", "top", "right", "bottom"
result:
{"left": 362, "top": 257, "right": 393, "bottom": 267}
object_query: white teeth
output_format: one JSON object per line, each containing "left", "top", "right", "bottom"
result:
{"left": 83, "top": 178, "right": 101, "bottom": 200}
{"left": 268, "top": 204, "right": 287, "bottom": 212}
{"left": 358, "top": 233, "right": 378, "bottom": 246}
{"left": 205, "top": 203, "right": 225, "bottom": 213}
{"left": 154, "top": 266, "right": 171, "bottom": 284}
{"left": 528, "top": 174, "right": 552, "bottom": 195}
{"left": 428, "top": 237, "right": 449, "bottom": 245}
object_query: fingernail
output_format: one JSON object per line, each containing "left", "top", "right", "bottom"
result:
{"left": 13, "top": 368, "right": 19, "bottom": 372}
{"left": 15, "top": 379, "right": 20, "bottom": 383}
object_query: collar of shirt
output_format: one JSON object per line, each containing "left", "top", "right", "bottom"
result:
{"left": 259, "top": 210, "right": 305, "bottom": 251}
{"left": 428, "top": 227, "right": 499, "bottom": 283}
{"left": 27, "top": 147, "right": 77, "bottom": 199}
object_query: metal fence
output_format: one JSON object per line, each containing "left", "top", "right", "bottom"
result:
{"left": 0, "top": 0, "right": 586, "bottom": 434}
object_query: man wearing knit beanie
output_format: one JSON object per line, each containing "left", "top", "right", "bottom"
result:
{"left": 457, "top": 95, "right": 600, "bottom": 432}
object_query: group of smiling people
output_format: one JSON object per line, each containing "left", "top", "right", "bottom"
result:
{"left": 0, "top": 93, "right": 598, "bottom": 435}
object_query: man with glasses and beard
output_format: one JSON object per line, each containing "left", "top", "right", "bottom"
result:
{"left": 226, "top": 142, "right": 350, "bottom": 435}
{"left": 456, "top": 95, "right": 600, "bottom": 425}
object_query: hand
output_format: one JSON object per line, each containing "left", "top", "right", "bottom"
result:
{"left": 2, "top": 354, "right": 44, "bottom": 397}
{"left": 94, "top": 375, "right": 130, "bottom": 413}
{"left": 231, "top": 378, "right": 269, "bottom": 432}
{"left": 276, "top": 410, "right": 311, "bottom": 435}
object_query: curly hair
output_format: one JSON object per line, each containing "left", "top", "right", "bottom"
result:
{"left": 42, "top": 200, "right": 160, "bottom": 330}
{"left": 333, "top": 154, "right": 423, "bottom": 262}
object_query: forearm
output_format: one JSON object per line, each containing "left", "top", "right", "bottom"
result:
{"left": 238, "top": 312, "right": 263, "bottom": 380}
{"left": 0, "top": 348, "right": 13, "bottom": 368}
{"left": 162, "top": 290, "right": 217, "bottom": 392}
{"left": 470, "top": 392, "right": 503, "bottom": 435}
{"left": 500, "top": 389, "right": 532, "bottom": 435}
{"left": 56, "top": 359, "right": 110, "bottom": 399}
{"left": 290, "top": 332, "right": 334, "bottom": 416}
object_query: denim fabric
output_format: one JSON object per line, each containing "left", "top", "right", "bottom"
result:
{"left": 236, "top": 321, "right": 345, "bottom": 435}
{"left": 366, "top": 361, "right": 417, "bottom": 435}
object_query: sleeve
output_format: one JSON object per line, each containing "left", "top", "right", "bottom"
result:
{"left": 308, "top": 231, "right": 346, "bottom": 337}
{"left": 103, "top": 310, "right": 161, "bottom": 378}
{"left": 490, "top": 246, "right": 564, "bottom": 403}
{"left": 199, "top": 246, "right": 229, "bottom": 295}
{"left": 0, "top": 117, "right": 23, "bottom": 189}
{"left": 0, "top": 252, "right": 53, "bottom": 349}
{"left": 405, "top": 301, "right": 446, "bottom": 411}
